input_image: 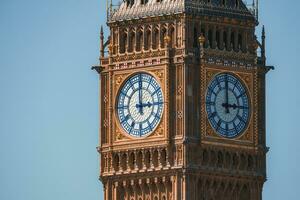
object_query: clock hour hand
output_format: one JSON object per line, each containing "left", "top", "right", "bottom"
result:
{"left": 136, "top": 101, "right": 163, "bottom": 110}
{"left": 136, "top": 102, "right": 152, "bottom": 108}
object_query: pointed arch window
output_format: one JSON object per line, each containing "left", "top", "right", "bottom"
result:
{"left": 136, "top": 29, "right": 143, "bottom": 51}
{"left": 128, "top": 31, "right": 135, "bottom": 52}
{"left": 238, "top": 33, "right": 243, "bottom": 51}
{"left": 145, "top": 28, "right": 151, "bottom": 50}
{"left": 216, "top": 30, "right": 220, "bottom": 49}
{"left": 223, "top": 31, "right": 228, "bottom": 50}
{"left": 153, "top": 28, "right": 159, "bottom": 49}
{"left": 193, "top": 27, "right": 198, "bottom": 48}
{"left": 170, "top": 26, "right": 176, "bottom": 48}
{"left": 120, "top": 31, "right": 127, "bottom": 53}
{"left": 208, "top": 29, "right": 213, "bottom": 48}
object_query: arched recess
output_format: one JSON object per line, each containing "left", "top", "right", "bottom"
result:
{"left": 152, "top": 150, "right": 159, "bottom": 168}
{"left": 217, "top": 151, "right": 223, "bottom": 168}
{"left": 128, "top": 31, "right": 135, "bottom": 52}
{"left": 239, "top": 154, "right": 247, "bottom": 170}
{"left": 239, "top": 184, "right": 251, "bottom": 200}
{"left": 210, "top": 150, "right": 217, "bottom": 167}
{"left": 169, "top": 26, "right": 176, "bottom": 48}
{"left": 136, "top": 28, "right": 143, "bottom": 51}
{"left": 128, "top": 185, "right": 134, "bottom": 200}
{"left": 247, "top": 155, "right": 254, "bottom": 171}
{"left": 136, "top": 184, "right": 142, "bottom": 199}
{"left": 120, "top": 30, "right": 127, "bottom": 53}
{"left": 160, "top": 149, "right": 167, "bottom": 167}
{"left": 153, "top": 28, "right": 159, "bottom": 49}
{"left": 216, "top": 182, "right": 225, "bottom": 200}
{"left": 144, "top": 150, "right": 151, "bottom": 168}
{"left": 216, "top": 30, "right": 221, "bottom": 49}
{"left": 160, "top": 26, "right": 167, "bottom": 48}
{"left": 224, "top": 152, "right": 231, "bottom": 169}
{"left": 128, "top": 152, "right": 135, "bottom": 170}
{"left": 113, "top": 154, "right": 119, "bottom": 171}
{"left": 137, "top": 151, "right": 143, "bottom": 169}
{"left": 232, "top": 153, "right": 239, "bottom": 170}
{"left": 121, "top": 153, "right": 127, "bottom": 171}
{"left": 193, "top": 26, "right": 199, "bottom": 48}
{"left": 208, "top": 29, "right": 213, "bottom": 48}
{"left": 145, "top": 27, "right": 151, "bottom": 50}
{"left": 230, "top": 31, "right": 235, "bottom": 50}
{"left": 197, "top": 179, "right": 203, "bottom": 200}
{"left": 223, "top": 30, "right": 228, "bottom": 50}
{"left": 202, "top": 149, "right": 209, "bottom": 166}
{"left": 238, "top": 33, "right": 243, "bottom": 51}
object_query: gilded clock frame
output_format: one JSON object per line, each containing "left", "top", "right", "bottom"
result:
{"left": 201, "top": 67, "right": 255, "bottom": 147}
{"left": 111, "top": 66, "right": 170, "bottom": 144}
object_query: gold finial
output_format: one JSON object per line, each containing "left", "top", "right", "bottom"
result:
{"left": 164, "top": 36, "right": 171, "bottom": 46}
{"left": 198, "top": 34, "right": 205, "bottom": 45}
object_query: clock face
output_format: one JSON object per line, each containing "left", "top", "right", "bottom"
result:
{"left": 205, "top": 73, "right": 250, "bottom": 138}
{"left": 117, "top": 73, "right": 164, "bottom": 137}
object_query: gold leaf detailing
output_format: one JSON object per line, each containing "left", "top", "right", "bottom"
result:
{"left": 116, "top": 75, "right": 124, "bottom": 86}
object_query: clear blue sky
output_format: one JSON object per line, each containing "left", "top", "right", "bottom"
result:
{"left": 0, "top": 0, "right": 299, "bottom": 200}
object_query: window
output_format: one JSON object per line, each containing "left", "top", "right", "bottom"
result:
{"left": 153, "top": 29, "right": 159, "bottom": 49}
{"left": 145, "top": 29, "right": 151, "bottom": 50}
{"left": 193, "top": 27, "right": 198, "bottom": 48}
{"left": 136, "top": 30, "right": 143, "bottom": 51}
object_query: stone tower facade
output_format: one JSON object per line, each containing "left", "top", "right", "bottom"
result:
{"left": 93, "top": 0, "right": 272, "bottom": 199}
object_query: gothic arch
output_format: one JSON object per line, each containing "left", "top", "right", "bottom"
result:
{"left": 145, "top": 27, "right": 151, "bottom": 50}
{"left": 169, "top": 25, "right": 176, "bottom": 48}
{"left": 136, "top": 27, "right": 143, "bottom": 51}
{"left": 160, "top": 25, "right": 167, "bottom": 48}
{"left": 121, "top": 153, "right": 127, "bottom": 171}
{"left": 239, "top": 184, "right": 251, "bottom": 200}
{"left": 128, "top": 30, "right": 136, "bottom": 52}
{"left": 129, "top": 152, "right": 135, "bottom": 170}
{"left": 153, "top": 27, "right": 159, "bottom": 49}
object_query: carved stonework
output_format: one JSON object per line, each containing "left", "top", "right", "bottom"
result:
{"left": 98, "top": 0, "right": 269, "bottom": 199}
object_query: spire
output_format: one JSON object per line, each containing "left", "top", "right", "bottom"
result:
{"left": 100, "top": 26, "right": 104, "bottom": 58}
{"left": 261, "top": 25, "right": 266, "bottom": 66}
{"left": 256, "top": 0, "right": 259, "bottom": 21}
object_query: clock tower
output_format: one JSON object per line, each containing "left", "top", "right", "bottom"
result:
{"left": 93, "top": 0, "right": 273, "bottom": 199}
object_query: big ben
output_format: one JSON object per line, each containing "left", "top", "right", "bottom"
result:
{"left": 93, "top": 0, "right": 273, "bottom": 199}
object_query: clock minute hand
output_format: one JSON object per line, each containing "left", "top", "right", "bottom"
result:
{"left": 138, "top": 75, "right": 143, "bottom": 114}
{"left": 225, "top": 74, "right": 229, "bottom": 113}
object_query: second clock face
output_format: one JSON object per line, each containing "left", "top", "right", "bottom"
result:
{"left": 117, "top": 73, "right": 164, "bottom": 137}
{"left": 206, "top": 73, "right": 250, "bottom": 138}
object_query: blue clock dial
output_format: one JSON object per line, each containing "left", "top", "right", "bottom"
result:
{"left": 117, "top": 73, "right": 164, "bottom": 137}
{"left": 205, "top": 73, "right": 250, "bottom": 138}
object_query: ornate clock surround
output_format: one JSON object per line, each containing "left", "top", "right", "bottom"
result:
{"left": 112, "top": 66, "right": 170, "bottom": 144}
{"left": 201, "top": 66, "right": 256, "bottom": 148}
